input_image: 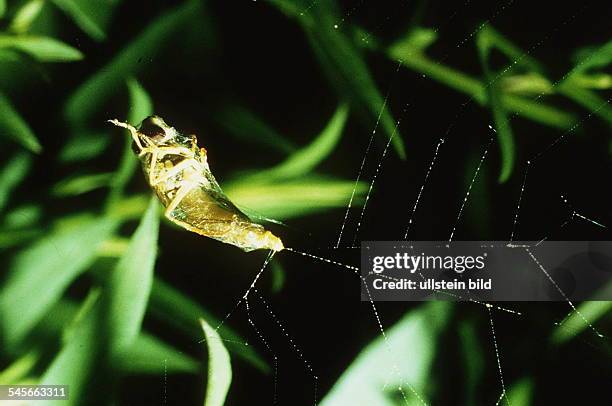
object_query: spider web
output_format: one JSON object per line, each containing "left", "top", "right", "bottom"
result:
{"left": 194, "top": 1, "right": 611, "bottom": 405}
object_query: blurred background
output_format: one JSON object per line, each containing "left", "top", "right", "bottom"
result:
{"left": 0, "top": 0, "right": 610, "bottom": 404}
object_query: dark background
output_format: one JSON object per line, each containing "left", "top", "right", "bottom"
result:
{"left": 5, "top": 0, "right": 612, "bottom": 404}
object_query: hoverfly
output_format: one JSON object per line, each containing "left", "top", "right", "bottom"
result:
{"left": 109, "top": 116, "right": 284, "bottom": 252}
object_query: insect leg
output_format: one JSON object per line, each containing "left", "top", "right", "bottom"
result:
{"left": 163, "top": 180, "right": 199, "bottom": 217}
{"left": 150, "top": 158, "right": 202, "bottom": 186}
{"left": 148, "top": 148, "right": 159, "bottom": 186}
{"left": 108, "top": 119, "right": 144, "bottom": 150}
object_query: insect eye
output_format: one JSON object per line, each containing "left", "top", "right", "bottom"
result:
{"left": 139, "top": 117, "right": 165, "bottom": 141}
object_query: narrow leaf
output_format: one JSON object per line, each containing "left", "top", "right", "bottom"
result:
{"left": 0, "top": 35, "right": 83, "bottom": 62}
{"left": 51, "top": 0, "right": 118, "bottom": 41}
{"left": 59, "top": 132, "right": 109, "bottom": 162}
{"left": 216, "top": 104, "right": 296, "bottom": 154}
{"left": 116, "top": 333, "right": 199, "bottom": 375}
{"left": 9, "top": 0, "right": 45, "bottom": 34}
{"left": 306, "top": 24, "right": 406, "bottom": 158}
{"left": 552, "top": 301, "right": 612, "bottom": 345}
{"left": 245, "top": 104, "right": 349, "bottom": 181}
{"left": 52, "top": 172, "right": 113, "bottom": 196}
{"left": 0, "top": 92, "right": 41, "bottom": 152}
{"left": 39, "top": 290, "right": 104, "bottom": 406}
{"left": 0, "top": 152, "right": 31, "bottom": 212}
{"left": 0, "top": 217, "right": 118, "bottom": 351}
{"left": 320, "top": 302, "right": 452, "bottom": 405}
{"left": 275, "top": 0, "right": 405, "bottom": 158}
{"left": 149, "top": 278, "right": 268, "bottom": 372}
{"left": 106, "top": 197, "right": 159, "bottom": 352}
{"left": 2, "top": 204, "right": 41, "bottom": 229}
{"left": 477, "top": 24, "right": 515, "bottom": 183}
{"left": 200, "top": 318, "right": 232, "bottom": 406}
{"left": 64, "top": 0, "right": 200, "bottom": 127}
{"left": 225, "top": 176, "right": 367, "bottom": 219}
{"left": 127, "top": 78, "right": 153, "bottom": 124}
{"left": 506, "top": 377, "right": 533, "bottom": 405}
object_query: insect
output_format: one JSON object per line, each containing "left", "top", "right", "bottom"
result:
{"left": 109, "top": 116, "right": 284, "bottom": 252}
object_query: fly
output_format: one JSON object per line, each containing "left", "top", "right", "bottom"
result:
{"left": 109, "top": 116, "right": 284, "bottom": 252}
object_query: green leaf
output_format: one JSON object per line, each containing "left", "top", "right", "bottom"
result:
{"left": 9, "top": 0, "right": 45, "bottom": 34}
{"left": 320, "top": 302, "right": 452, "bottom": 405}
{"left": 0, "top": 92, "right": 41, "bottom": 153}
{"left": 308, "top": 26, "right": 406, "bottom": 159}
{"left": 64, "top": 0, "right": 201, "bottom": 127}
{"left": 2, "top": 204, "right": 41, "bottom": 229}
{"left": 0, "top": 152, "right": 32, "bottom": 212}
{"left": 387, "top": 29, "right": 577, "bottom": 130}
{"left": 0, "top": 0, "right": 5, "bottom": 18}
{"left": 551, "top": 301, "right": 612, "bottom": 345}
{"left": 216, "top": 104, "right": 297, "bottom": 154}
{"left": 17, "top": 297, "right": 196, "bottom": 376}
{"left": 0, "top": 350, "right": 39, "bottom": 384}
{"left": 0, "top": 35, "right": 83, "bottom": 62}
{"left": 458, "top": 321, "right": 484, "bottom": 406}
{"left": 567, "top": 40, "right": 612, "bottom": 76}
{"left": 106, "top": 197, "right": 159, "bottom": 353}
{"left": 244, "top": 104, "right": 348, "bottom": 181}
{"left": 506, "top": 377, "right": 533, "bottom": 405}
{"left": 0, "top": 228, "right": 41, "bottom": 249}
{"left": 51, "top": 172, "right": 113, "bottom": 196}
{"left": 0, "top": 217, "right": 118, "bottom": 351}
{"left": 117, "top": 333, "right": 199, "bottom": 375}
{"left": 149, "top": 278, "right": 268, "bottom": 372}
{"left": 270, "top": 259, "right": 285, "bottom": 293}
{"left": 476, "top": 24, "right": 517, "bottom": 183}
{"left": 200, "top": 318, "right": 232, "bottom": 406}
{"left": 283, "top": 1, "right": 405, "bottom": 158}
{"left": 51, "top": 0, "right": 120, "bottom": 41}
{"left": 225, "top": 176, "right": 367, "bottom": 219}
{"left": 39, "top": 290, "right": 104, "bottom": 406}
{"left": 501, "top": 73, "right": 553, "bottom": 95}
{"left": 557, "top": 80, "right": 612, "bottom": 125}
{"left": 59, "top": 132, "right": 109, "bottom": 162}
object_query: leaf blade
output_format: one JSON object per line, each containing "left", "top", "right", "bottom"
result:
{"left": 0, "top": 217, "right": 118, "bottom": 351}
{"left": 0, "top": 92, "right": 41, "bottom": 153}
{"left": 200, "top": 318, "right": 232, "bottom": 406}
{"left": 106, "top": 197, "right": 160, "bottom": 352}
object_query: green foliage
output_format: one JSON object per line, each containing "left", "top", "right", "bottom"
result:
{"left": 200, "top": 318, "right": 232, "bottom": 406}
{"left": 320, "top": 302, "right": 452, "bottom": 405}
{"left": 216, "top": 104, "right": 297, "bottom": 154}
{"left": 149, "top": 279, "right": 268, "bottom": 372}
{"left": 0, "top": 152, "right": 31, "bottom": 212}
{"left": 9, "top": 0, "right": 45, "bottom": 34}
{"left": 52, "top": 172, "right": 113, "bottom": 196}
{"left": 118, "top": 333, "right": 199, "bottom": 374}
{"left": 226, "top": 176, "right": 367, "bottom": 219}
{"left": 551, "top": 301, "right": 612, "bottom": 345}
{"left": 268, "top": 0, "right": 407, "bottom": 159}
{"left": 106, "top": 197, "right": 159, "bottom": 353}
{"left": 506, "top": 377, "right": 534, "bottom": 405}
{"left": 0, "top": 92, "right": 41, "bottom": 152}
{"left": 64, "top": 0, "right": 200, "bottom": 127}
{"left": 243, "top": 103, "right": 349, "bottom": 181}
{"left": 0, "top": 34, "right": 82, "bottom": 61}
{"left": 51, "top": 0, "right": 120, "bottom": 41}
{"left": 0, "top": 217, "right": 119, "bottom": 351}
{"left": 39, "top": 290, "right": 103, "bottom": 406}
{"left": 0, "top": 1, "right": 608, "bottom": 403}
